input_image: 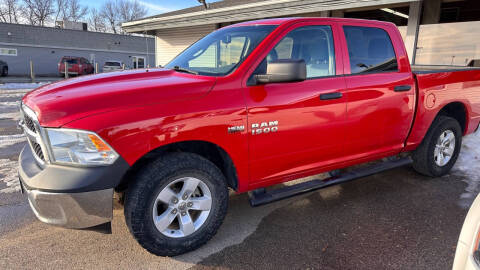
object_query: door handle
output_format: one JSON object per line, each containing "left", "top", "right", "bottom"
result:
{"left": 320, "top": 92, "right": 343, "bottom": 100}
{"left": 394, "top": 85, "right": 412, "bottom": 92}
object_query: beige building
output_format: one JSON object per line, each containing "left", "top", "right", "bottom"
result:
{"left": 122, "top": 0, "right": 480, "bottom": 67}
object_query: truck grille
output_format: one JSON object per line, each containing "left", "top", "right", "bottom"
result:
{"left": 31, "top": 141, "right": 45, "bottom": 160}
{"left": 23, "top": 114, "right": 37, "bottom": 132}
{"left": 20, "top": 104, "right": 47, "bottom": 165}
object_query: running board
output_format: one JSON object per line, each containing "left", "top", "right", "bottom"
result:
{"left": 248, "top": 157, "right": 412, "bottom": 207}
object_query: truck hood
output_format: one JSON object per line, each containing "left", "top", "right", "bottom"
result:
{"left": 23, "top": 68, "right": 216, "bottom": 127}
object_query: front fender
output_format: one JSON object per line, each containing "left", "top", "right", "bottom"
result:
{"left": 63, "top": 90, "right": 249, "bottom": 191}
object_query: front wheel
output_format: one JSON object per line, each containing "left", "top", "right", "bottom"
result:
{"left": 1, "top": 67, "right": 7, "bottom": 76}
{"left": 412, "top": 116, "right": 462, "bottom": 177}
{"left": 125, "top": 152, "right": 228, "bottom": 256}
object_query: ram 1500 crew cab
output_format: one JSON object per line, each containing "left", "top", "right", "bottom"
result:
{"left": 18, "top": 18, "right": 480, "bottom": 256}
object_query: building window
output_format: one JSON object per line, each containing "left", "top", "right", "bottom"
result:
{"left": 132, "top": 56, "right": 145, "bottom": 69}
{"left": 0, "top": 48, "right": 17, "bottom": 56}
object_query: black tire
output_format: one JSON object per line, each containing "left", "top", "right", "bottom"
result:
{"left": 412, "top": 116, "right": 462, "bottom": 177}
{"left": 125, "top": 152, "right": 229, "bottom": 256}
{"left": 1, "top": 67, "right": 7, "bottom": 77}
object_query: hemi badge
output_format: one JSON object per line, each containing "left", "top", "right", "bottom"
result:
{"left": 228, "top": 125, "right": 245, "bottom": 134}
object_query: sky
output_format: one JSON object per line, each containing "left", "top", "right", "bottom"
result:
{"left": 82, "top": 0, "right": 222, "bottom": 16}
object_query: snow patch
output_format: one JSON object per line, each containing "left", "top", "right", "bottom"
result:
{"left": 0, "top": 93, "right": 28, "bottom": 98}
{"left": 0, "top": 82, "right": 47, "bottom": 90}
{"left": 453, "top": 129, "right": 480, "bottom": 208}
{"left": 0, "top": 89, "right": 31, "bottom": 94}
{"left": 0, "top": 112, "right": 21, "bottom": 120}
{"left": 0, "top": 134, "right": 26, "bottom": 148}
{"left": 0, "top": 101, "right": 20, "bottom": 107}
{"left": 0, "top": 159, "right": 20, "bottom": 193}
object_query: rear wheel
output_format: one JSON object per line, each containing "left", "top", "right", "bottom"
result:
{"left": 1, "top": 67, "right": 7, "bottom": 76}
{"left": 412, "top": 116, "right": 462, "bottom": 177}
{"left": 125, "top": 152, "right": 228, "bottom": 256}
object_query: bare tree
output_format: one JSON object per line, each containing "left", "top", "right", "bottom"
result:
{"left": 100, "top": 0, "right": 118, "bottom": 33}
{"left": 0, "top": 0, "right": 21, "bottom": 23}
{"left": 100, "top": 0, "right": 147, "bottom": 34}
{"left": 117, "top": 0, "right": 147, "bottom": 22}
{"left": 88, "top": 7, "right": 106, "bottom": 32}
{"left": 22, "top": 0, "right": 54, "bottom": 26}
{"left": 53, "top": 0, "right": 65, "bottom": 22}
{"left": 65, "top": 0, "right": 87, "bottom": 22}
{"left": 54, "top": 0, "right": 87, "bottom": 23}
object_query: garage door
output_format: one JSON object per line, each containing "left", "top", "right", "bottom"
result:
{"left": 155, "top": 24, "right": 217, "bottom": 66}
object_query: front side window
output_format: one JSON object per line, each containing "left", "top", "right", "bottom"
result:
{"left": 166, "top": 25, "right": 277, "bottom": 76}
{"left": 255, "top": 25, "right": 336, "bottom": 79}
{"left": 343, "top": 26, "right": 398, "bottom": 74}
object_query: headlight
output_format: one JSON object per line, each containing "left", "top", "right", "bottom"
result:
{"left": 45, "top": 128, "right": 119, "bottom": 166}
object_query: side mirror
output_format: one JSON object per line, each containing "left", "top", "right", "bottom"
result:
{"left": 255, "top": 59, "right": 306, "bottom": 84}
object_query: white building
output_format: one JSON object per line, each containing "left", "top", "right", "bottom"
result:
{"left": 122, "top": 0, "right": 480, "bottom": 68}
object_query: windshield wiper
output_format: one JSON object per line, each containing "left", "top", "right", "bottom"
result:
{"left": 172, "top": 66, "right": 198, "bottom": 75}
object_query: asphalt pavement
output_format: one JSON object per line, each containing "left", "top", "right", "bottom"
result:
{"left": 0, "top": 85, "right": 477, "bottom": 270}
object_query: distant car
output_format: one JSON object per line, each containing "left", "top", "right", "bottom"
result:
{"left": 58, "top": 56, "right": 94, "bottom": 77}
{"left": 0, "top": 60, "right": 8, "bottom": 76}
{"left": 454, "top": 193, "right": 480, "bottom": 270}
{"left": 103, "top": 61, "right": 125, "bottom": 72}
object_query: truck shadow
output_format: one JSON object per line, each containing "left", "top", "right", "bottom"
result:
{"left": 182, "top": 167, "right": 468, "bottom": 269}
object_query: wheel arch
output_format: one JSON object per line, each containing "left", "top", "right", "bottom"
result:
{"left": 405, "top": 100, "right": 470, "bottom": 152}
{"left": 436, "top": 101, "right": 468, "bottom": 134}
{"left": 117, "top": 140, "right": 239, "bottom": 192}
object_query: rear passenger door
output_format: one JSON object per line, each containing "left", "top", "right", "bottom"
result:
{"left": 245, "top": 23, "right": 348, "bottom": 185}
{"left": 339, "top": 23, "right": 416, "bottom": 160}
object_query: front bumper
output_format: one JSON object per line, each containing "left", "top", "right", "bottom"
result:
{"left": 19, "top": 145, "right": 129, "bottom": 229}
{"left": 24, "top": 187, "right": 113, "bottom": 229}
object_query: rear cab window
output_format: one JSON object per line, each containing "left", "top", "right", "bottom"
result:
{"left": 343, "top": 26, "right": 398, "bottom": 74}
{"left": 61, "top": 58, "right": 78, "bottom": 64}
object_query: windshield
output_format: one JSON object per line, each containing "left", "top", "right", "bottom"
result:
{"left": 165, "top": 25, "right": 277, "bottom": 76}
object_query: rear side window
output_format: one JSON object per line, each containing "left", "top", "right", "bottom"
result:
{"left": 343, "top": 26, "right": 398, "bottom": 74}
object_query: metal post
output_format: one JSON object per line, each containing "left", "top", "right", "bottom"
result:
{"left": 405, "top": 1, "right": 422, "bottom": 65}
{"left": 30, "top": 60, "right": 35, "bottom": 83}
{"left": 122, "top": 63, "right": 125, "bottom": 70}
{"left": 64, "top": 61, "right": 68, "bottom": 79}
{"left": 95, "top": 62, "right": 98, "bottom": 74}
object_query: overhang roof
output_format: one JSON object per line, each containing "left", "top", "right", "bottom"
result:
{"left": 122, "top": 0, "right": 418, "bottom": 33}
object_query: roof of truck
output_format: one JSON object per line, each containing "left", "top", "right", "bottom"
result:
{"left": 226, "top": 17, "right": 396, "bottom": 28}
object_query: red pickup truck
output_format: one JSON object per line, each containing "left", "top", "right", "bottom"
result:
{"left": 18, "top": 18, "right": 480, "bottom": 256}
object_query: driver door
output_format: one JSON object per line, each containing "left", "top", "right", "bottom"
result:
{"left": 245, "top": 23, "right": 348, "bottom": 187}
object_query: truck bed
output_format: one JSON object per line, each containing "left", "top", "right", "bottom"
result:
{"left": 412, "top": 65, "right": 480, "bottom": 74}
{"left": 407, "top": 65, "right": 480, "bottom": 148}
